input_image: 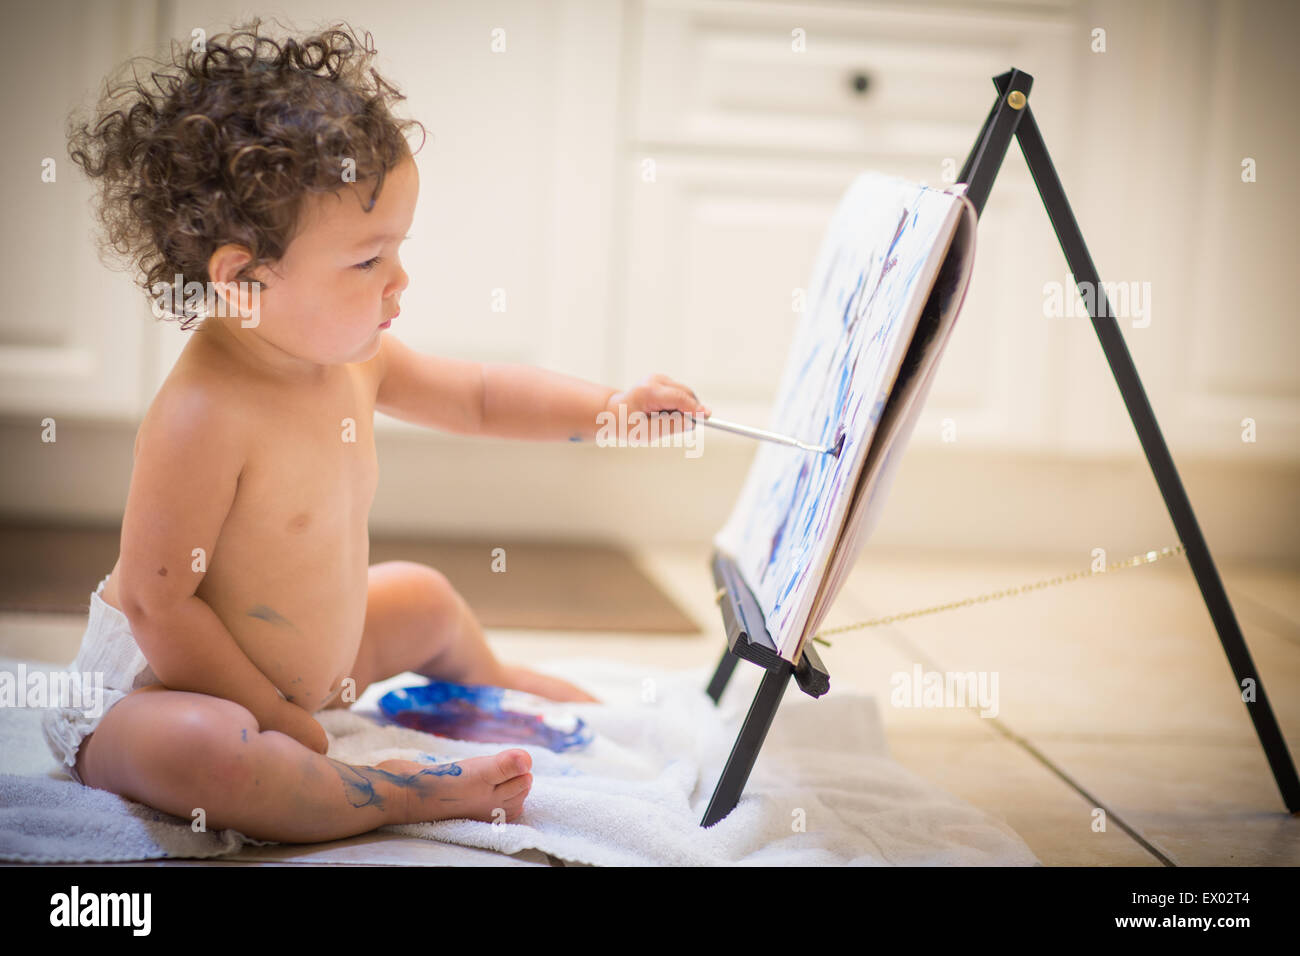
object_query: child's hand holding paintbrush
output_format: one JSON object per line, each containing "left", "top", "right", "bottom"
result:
{"left": 606, "top": 374, "right": 843, "bottom": 457}
{"left": 604, "top": 373, "right": 713, "bottom": 434}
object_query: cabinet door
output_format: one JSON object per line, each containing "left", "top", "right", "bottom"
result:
{"left": 619, "top": 154, "right": 1061, "bottom": 451}
{"left": 0, "top": 0, "right": 157, "bottom": 421}
{"left": 1057, "top": 0, "right": 1300, "bottom": 461}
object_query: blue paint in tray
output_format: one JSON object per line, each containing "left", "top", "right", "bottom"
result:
{"left": 379, "top": 680, "right": 594, "bottom": 753}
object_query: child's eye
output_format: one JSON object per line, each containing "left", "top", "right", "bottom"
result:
{"left": 355, "top": 256, "right": 382, "bottom": 271}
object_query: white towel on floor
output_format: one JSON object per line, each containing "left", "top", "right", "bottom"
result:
{"left": 328, "top": 657, "right": 1040, "bottom": 866}
{"left": 0, "top": 656, "right": 268, "bottom": 862}
{"left": 0, "top": 654, "right": 1039, "bottom": 866}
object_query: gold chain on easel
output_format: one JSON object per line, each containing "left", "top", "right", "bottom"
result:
{"left": 808, "top": 543, "right": 1185, "bottom": 646}
{"left": 715, "top": 543, "right": 1187, "bottom": 647}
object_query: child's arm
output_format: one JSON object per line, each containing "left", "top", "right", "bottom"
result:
{"left": 375, "top": 333, "right": 711, "bottom": 440}
{"left": 113, "top": 384, "right": 327, "bottom": 754}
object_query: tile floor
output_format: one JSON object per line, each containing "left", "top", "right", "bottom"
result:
{"left": 4, "top": 546, "right": 1297, "bottom": 866}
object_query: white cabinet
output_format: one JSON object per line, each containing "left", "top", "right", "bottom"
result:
{"left": 622, "top": 0, "right": 1300, "bottom": 469}
{"left": 624, "top": 0, "right": 1077, "bottom": 454}
{"left": 0, "top": 0, "right": 160, "bottom": 421}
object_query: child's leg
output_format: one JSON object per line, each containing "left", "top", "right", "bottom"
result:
{"left": 75, "top": 684, "right": 533, "bottom": 843}
{"left": 334, "top": 560, "right": 600, "bottom": 704}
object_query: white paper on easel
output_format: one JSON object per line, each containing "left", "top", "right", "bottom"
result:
{"left": 792, "top": 193, "right": 978, "bottom": 663}
{"left": 712, "top": 172, "right": 979, "bottom": 663}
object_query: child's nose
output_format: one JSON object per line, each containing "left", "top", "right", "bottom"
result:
{"left": 387, "top": 261, "right": 409, "bottom": 297}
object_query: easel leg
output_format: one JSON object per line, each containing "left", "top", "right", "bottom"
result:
{"left": 1012, "top": 103, "right": 1300, "bottom": 813}
{"left": 706, "top": 647, "right": 739, "bottom": 703}
{"left": 701, "top": 661, "right": 793, "bottom": 827}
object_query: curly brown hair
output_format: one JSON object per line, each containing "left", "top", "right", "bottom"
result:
{"left": 69, "top": 19, "right": 426, "bottom": 330}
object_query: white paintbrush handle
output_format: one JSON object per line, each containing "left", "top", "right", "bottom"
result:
{"left": 689, "top": 412, "right": 834, "bottom": 454}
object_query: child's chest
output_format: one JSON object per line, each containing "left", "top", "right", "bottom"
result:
{"left": 196, "top": 364, "right": 381, "bottom": 703}
{"left": 227, "top": 365, "right": 380, "bottom": 544}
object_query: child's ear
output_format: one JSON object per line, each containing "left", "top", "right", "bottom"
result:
{"left": 207, "top": 243, "right": 253, "bottom": 287}
{"left": 207, "top": 244, "right": 261, "bottom": 323}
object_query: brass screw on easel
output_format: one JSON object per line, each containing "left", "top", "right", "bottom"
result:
{"left": 713, "top": 543, "right": 1187, "bottom": 647}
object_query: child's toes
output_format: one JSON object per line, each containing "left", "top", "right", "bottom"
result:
{"left": 494, "top": 773, "right": 532, "bottom": 803}
{"left": 485, "top": 748, "right": 532, "bottom": 783}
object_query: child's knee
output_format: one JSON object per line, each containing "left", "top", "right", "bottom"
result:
{"left": 153, "top": 694, "right": 261, "bottom": 789}
{"left": 410, "top": 563, "right": 460, "bottom": 620}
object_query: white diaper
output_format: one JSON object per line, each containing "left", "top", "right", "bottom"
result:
{"left": 41, "top": 574, "right": 159, "bottom": 785}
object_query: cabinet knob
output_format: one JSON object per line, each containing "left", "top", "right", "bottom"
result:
{"left": 850, "top": 72, "right": 871, "bottom": 95}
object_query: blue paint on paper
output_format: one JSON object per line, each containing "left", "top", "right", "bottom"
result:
{"left": 711, "top": 174, "right": 968, "bottom": 657}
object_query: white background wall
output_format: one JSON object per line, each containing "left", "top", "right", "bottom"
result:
{"left": 1, "top": 0, "right": 1296, "bottom": 564}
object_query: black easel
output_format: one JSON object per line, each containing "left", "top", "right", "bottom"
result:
{"left": 700, "top": 67, "right": 1300, "bottom": 828}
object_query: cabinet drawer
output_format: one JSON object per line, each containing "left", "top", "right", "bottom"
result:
{"left": 634, "top": 0, "right": 1075, "bottom": 157}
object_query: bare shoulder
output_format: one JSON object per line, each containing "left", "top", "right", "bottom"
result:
{"left": 137, "top": 332, "right": 250, "bottom": 454}
{"left": 117, "top": 334, "right": 248, "bottom": 612}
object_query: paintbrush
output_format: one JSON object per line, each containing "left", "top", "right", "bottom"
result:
{"left": 688, "top": 412, "right": 845, "bottom": 457}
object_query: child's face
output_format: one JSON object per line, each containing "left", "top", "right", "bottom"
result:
{"left": 239, "top": 153, "right": 418, "bottom": 368}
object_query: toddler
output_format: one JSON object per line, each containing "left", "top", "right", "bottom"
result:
{"left": 41, "top": 21, "right": 710, "bottom": 843}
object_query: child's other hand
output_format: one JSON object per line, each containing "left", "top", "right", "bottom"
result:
{"left": 606, "top": 373, "right": 711, "bottom": 432}
{"left": 265, "top": 699, "right": 329, "bottom": 754}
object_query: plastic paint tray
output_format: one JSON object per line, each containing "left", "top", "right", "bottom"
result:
{"left": 378, "top": 680, "right": 594, "bottom": 753}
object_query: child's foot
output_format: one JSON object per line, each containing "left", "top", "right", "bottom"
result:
{"left": 375, "top": 750, "right": 533, "bottom": 824}
{"left": 499, "top": 663, "right": 601, "bottom": 704}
